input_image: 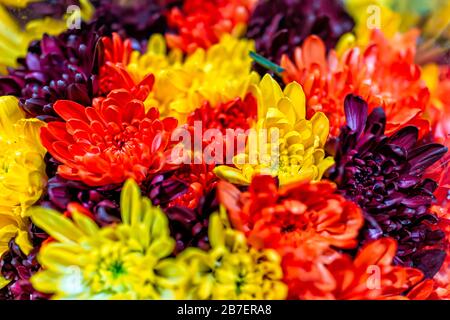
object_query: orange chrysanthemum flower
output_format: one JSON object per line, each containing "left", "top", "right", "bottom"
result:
{"left": 40, "top": 87, "right": 178, "bottom": 186}
{"left": 166, "top": 0, "right": 256, "bottom": 53}
{"left": 283, "top": 238, "right": 424, "bottom": 300}
{"left": 281, "top": 30, "right": 430, "bottom": 137}
{"left": 424, "top": 65, "right": 450, "bottom": 142}
{"left": 99, "top": 33, "right": 133, "bottom": 95}
{"left": 218, "top": 175, "right": 364, "bottom": 252}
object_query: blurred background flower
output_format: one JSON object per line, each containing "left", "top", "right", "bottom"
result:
{"left": 246, "top": 0, "right": 354, "bottom": 69}
{"left": 166, "top": 0, "right": 256, "bottom": 53}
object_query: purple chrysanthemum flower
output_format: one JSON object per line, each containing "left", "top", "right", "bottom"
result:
{"left": 91, "top": 0, "right": 181, "bottom": 45}
{"left": 328, "top": 95, "right": 448, "bottom": 278}
{"left": 0, "top": 26, "right": 101, "bottom": 122}
{"left": 0, "top": 227, "right": 48, "bottom": 300}
{"left": 165, "top": 190, "right": 218, "bottom": 254}
{"left": 246, "top": 0, "right": 354, "bottom": 66}
{"left": 40, "top": 175, "right": 121, "bottom": 226}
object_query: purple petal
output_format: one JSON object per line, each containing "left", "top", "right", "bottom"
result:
{"left": 408, "top": 144, "right": 448, "bottom": 174}
{"left": 387, "top": 126, "right": 418, "bottom": 150}
{"left": 344, "top": 94, "right": 368, "bottom": 135}
{"left": 365, "top": 107, "right": 386, "bottom": 136}
{"left": 412, "top": 249, "right": 446, "bottom": 278}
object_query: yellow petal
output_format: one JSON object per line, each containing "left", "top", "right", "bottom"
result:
{"left": 71, "top": 211, "right": 99, "bottom": 236}
{"left": 213, "top": 166, "right": 250, "bottom": 185}
{"left": 120, "top": 179, "right": 141, "bottom": 225}
{"left": 30, "top": 207, "right": 84, "bottom": 243}
{"left": 283, "top": 81, "right": 306, "bottom": 120}
{"left": 310, "top": 112, "right": 330, "bottom": 146}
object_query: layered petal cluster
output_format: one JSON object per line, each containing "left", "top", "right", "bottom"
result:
{"left": 214, "top": 75, "right": 334, "bottom": 185}
{"left": 0, "top": 26, "right": 100, "bottom": 122}
{"left": 0, "top": 96, "right": 46, "bottom": 262}
{"left": 246, "top": 0, "right": 354, "bottom": 65}
{"left": 90, "top": 0, "right": 179, "bottom": 42}
{"left": 41, "top": 175, "right": 121, "bottom": 226}
{"left": 126, "top": 34, "right": 259, "bottom": 122}
{"left": 328, "top": 95, "right": 447, "bottom": 277}
{"left": 166, "top": 0, "right": 256, "bottom": 53}
{"left": 0, "top": 0, "right": 93, "bottom": 72}
{"left": 283, "top": 238, "right": 424, "bottom": 299}
{"left": 217, "top": 175, "right": 363, "bottom": 253}
{"left": 0, "top": 225, "right": 48, "bottom": 300}
{"left": 281, "top": 31, "right": 431, "bottom": 137}
{"left": 217, "top": 175, "right": 424, "bottom": 299}
{"left": 29, "top": 179, "right": 185, "bottom": 299}
{"left": 40, "top": 86, "right": 178, "bottom": 186}
{"left": 179, "top": 211, "right": 287, "bottom": 299}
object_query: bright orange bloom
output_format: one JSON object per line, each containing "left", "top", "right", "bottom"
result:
{"left": 218, "top": 175, "right": 364, "bottom": 252}
{"left": 97, "top": 32, "right": 155, "bottom": 103}
{"left": 281, "top": 30, "right": 430, "bottom": 137}
{"left": 166, "top": 0, "right": 256, "bottom": 53}
{"left": 283, "top": 238, "right": 424, "bottom": 300}
{"left": 424, "top": 65, "right": 450, "bottom": 142}
{"left": 40, "top": 87, "right": 178, "bottom": 186}
{"left": 99, "top": 33, "right": 133, "bottom": 95}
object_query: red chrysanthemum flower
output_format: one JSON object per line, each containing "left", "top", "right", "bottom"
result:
{"left": 149, "top": 94, "right": 257, "bottom": 209}
{"left": 166, "top": 0, "right": 256, "bottom": 53}
{"left": 426, "top": 66, "right": 450, "bottom": 143}
{"left": 99, "top": 33, "right": 133, "bottom": 95}
{"left": 283, "top": 238, "right": 424, "bottom": 300}
{"left": 281, "top": 30, "right": 430, "bottom": 137}
{"left": 40, "top": 86, "right": 178, "bottom": 186}
{"left": 218, "top": 175, "right": 364, "bottom": 252}
{"left": 187, "top": 93, "right": 257, "bottom": 133}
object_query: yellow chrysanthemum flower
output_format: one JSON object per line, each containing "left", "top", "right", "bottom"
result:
{"left": 214, "top": 74, "right": 334, "bottom": 186}
{"left": 0, "top": 0, "right": 94, "bottom": 73}
{"left": 127, "top": 34, "right": 260, "bottom": 123}
{"left": 29, "top": 179, "right": 186, "bottom": 300}
{"left": 337, "top": 0, "right": 402, "bottom": 54}
{"left": 0, "top": 96, "right": 46, "bottom": 261}
{"left": 179, "top": 209, "right": 287, "bottom": 300}
{"left": 339, "top": 0, "right": 450, "bottom": 54}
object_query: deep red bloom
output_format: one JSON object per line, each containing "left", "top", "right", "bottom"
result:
{"left": 149, "top": 94, "right": 257, "bottom": 209}
{"left": 218, "top": 175, "right": 364, "bottom": 252}
{"left": 187, "top": 93, "right": 257, "bottom": 133}
{"left": 166, "top": 0, "right": 256, "bottom": 53}
{"left": 40, "top": 87, "right": 178, "bottom": 186}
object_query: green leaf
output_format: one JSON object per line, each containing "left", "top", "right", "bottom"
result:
{"left": 249, "top": 51, "right": 285, "bottom": 75}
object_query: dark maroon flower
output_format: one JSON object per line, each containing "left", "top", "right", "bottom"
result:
{"left": 164, "top": 188, "right": 219, "bottom": 254}
{"left": 91, "top": 0, "right": 181, "bottom": 45}
{"left": 328, "top": 94, "right": 448, "bottom": 277}
{"left": 0, "top": 26, "right": 101, "bottom": 122}
{"left": 0, "top": 227, "right": 48, "bottom": 300}
{"left": 39, "top": 175, "right": 121, "bottom": 227}
{"left": 246, "top": 0, "right": 354, "bottom": 67}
